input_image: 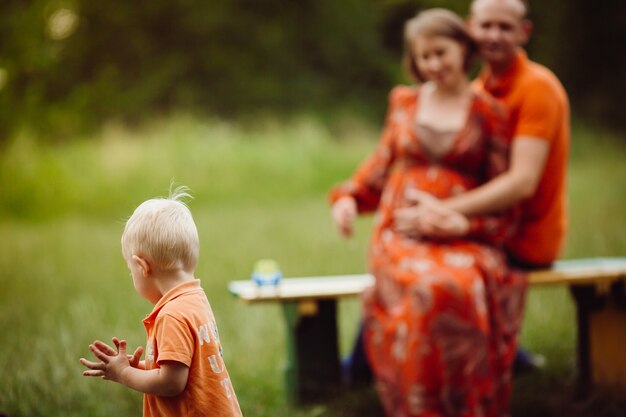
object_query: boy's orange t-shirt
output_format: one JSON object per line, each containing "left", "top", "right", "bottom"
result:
{"left": 475, "top": 50, "right": 570, "bottom": 265}
{"left": 142, "top": 280, "right": 242, "bottom": 417}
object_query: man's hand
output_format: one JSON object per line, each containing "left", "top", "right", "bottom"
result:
{"left": 394, "top": 189, "right": 470, "bottom": 239}
{"left": 331, "top": 196, "right": 357, "bottom": 238}
{"left": 80, "top": 338, "right": 138, "bottom": 382}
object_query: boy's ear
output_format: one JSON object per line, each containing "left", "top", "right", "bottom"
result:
{"left": 132, "top": 255, "right": 151, "bottom": 277}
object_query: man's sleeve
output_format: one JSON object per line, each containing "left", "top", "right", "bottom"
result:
{"left": 514, "top": 81, "right": 561, "bottom": 142}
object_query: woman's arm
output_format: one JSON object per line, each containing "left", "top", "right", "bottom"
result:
{"left": 328, "top": 115, "right": 398, "bottom": 212}
{"left": 329, "top": 87, "right": 407, "bottom": 236}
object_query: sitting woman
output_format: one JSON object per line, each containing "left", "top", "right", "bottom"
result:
{"left": 330, "top": 8, "right": 525, "bottom": 417}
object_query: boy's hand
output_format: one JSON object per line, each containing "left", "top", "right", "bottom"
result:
{"left": 80, "top": 337, "right": 188, "bottom": 396}
{"left": 112, "top": 337, "right": 144, "bottom": 369}
{"left": 80, "top": 338, "right": 144, "bottom": 370}
{"left": 80, "top": 338, "right": 137, "bottom": 382}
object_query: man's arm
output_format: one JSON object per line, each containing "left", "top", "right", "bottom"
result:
{"left": 445, "top": 136, "right": 550, "bottom": 215}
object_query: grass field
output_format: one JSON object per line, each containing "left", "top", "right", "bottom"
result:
{"left": 0, "top": 115, "right": 625, "bottom": 416}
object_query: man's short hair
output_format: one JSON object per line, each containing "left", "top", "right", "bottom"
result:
{"left": 470, "top": 0, "right": 529, "bottom": 19}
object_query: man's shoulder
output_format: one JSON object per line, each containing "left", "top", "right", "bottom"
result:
{"left": 518, "top": 59, "right": 567, "bottom": 97}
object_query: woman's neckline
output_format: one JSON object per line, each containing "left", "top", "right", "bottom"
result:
{"left": 415, "top": 122, "right": 459, "bottom": 135}
{"left": 414, "top": 82, "right": 475, "bottom": 133}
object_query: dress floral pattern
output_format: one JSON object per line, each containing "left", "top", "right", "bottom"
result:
{"left": 330, "top": 86, "right": 527, "bottom": 417}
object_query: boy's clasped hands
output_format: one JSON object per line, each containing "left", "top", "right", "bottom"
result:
{"left": 80, "top": 337, "right": 144, "bottom": 382}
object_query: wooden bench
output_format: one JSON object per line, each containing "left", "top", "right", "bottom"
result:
{"left": 229, "top": 257, "right": 626, "bottom": 404}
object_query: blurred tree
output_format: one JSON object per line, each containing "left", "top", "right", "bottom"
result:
{"left": 558, "top": 0, "right": 626, "bottom": 130}
{"left": 0, "top": 0, "right": 624, "bottom": 142}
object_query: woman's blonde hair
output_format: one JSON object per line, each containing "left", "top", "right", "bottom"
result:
{"left": 121, "top": 185, "right": 199, "bottom": 272}
{"left": 403, "top": 8, "right": 477, "bottom": 83}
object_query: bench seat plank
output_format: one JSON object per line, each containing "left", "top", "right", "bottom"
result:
{"left": 229, "top": 258, "right": 626, "bottom": 303}
{"left": 528, "top": 257, "right": 626, "bottom": 285}
{"left": 228, "top": 273, "right": 372, "bottom": 303}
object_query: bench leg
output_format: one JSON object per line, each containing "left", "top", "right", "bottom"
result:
{"left": 282, "top": 299, "right": 342, "bottom": 404}
{"left": 570, "top": 284, "right": 600, "bottom": 386}
{"left": 570, "top": 281, "right": 626, "bottom": 390}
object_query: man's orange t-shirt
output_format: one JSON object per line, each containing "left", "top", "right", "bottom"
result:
{"left": 142, "top": 280, "right": 242, "bottom": 417}
{"left": 475, "top": 50, "right": 570, "bottom": 266}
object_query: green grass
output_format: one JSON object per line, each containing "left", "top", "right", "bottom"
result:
{"left": 0, "top": 115, "right": 625, "bottom": 416}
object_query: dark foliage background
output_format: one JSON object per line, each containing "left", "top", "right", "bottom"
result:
{"left": 0, "top": 0, "right": 624, "bottom": 141}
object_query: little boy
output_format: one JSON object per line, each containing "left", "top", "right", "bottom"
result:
{"left": 80, "top": 187, "right": 242, "bottom": 417}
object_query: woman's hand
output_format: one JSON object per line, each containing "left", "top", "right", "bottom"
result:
{"left": 331, "top": 196, "right": 357, "bottom": 238}
{"left": 394, "top": 190, "right": 470, "bottom": 239}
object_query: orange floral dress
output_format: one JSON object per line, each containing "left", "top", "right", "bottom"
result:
{"left": 330, "top": 86, "right": 527, "bottom": 417}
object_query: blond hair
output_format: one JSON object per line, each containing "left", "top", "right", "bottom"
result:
{"left": 121, "top": 185, "right": 199, "bottom": 272}
{"left": 403, "top": 8, "right": 477, "bottom": 83}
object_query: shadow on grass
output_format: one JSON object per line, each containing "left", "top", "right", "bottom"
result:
{"left": 512, "top": 372, "right": 626, "bottom": 417}
{"left": 293, "top": 385, "right": 383, "bottom": 417}
{"left": 292, "top": 373, "right": 626, "bottom": 417}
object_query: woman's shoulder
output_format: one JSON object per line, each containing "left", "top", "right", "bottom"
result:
{"left": 472, "top": 89, "right": 507, "bottom": 121}
{"left": 388, "top": 84, "right": 420, "bottom": 106}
